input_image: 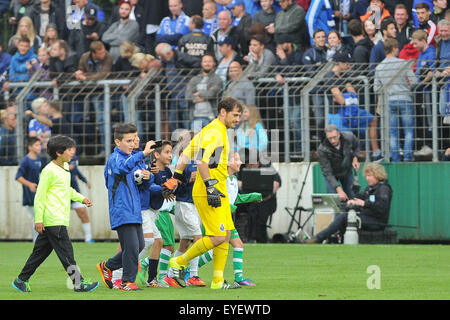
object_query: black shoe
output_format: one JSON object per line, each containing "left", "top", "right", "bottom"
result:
{"left": 12, "top": 278, "right": 31, "bottom": 292}
{"left": 74, "top": 279, "right": 100, "bottom": 292}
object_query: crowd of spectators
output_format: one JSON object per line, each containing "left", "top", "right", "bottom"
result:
{"left": 0, "top": 0, "right": 450, "bottom": 164}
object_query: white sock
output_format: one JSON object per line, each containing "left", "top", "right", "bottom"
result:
{"left": 82, "top": 223, "right": 92, "bottom": 242}
{"left": 168, "top": 250, "right": 183, "bottom": 278}
{"left": 139, "top": 237, "right": 155, "bottom": 260}
{"left": 189, "top": 256, "right": 199, "bottom": 277}
{"left": 112, "top": 268, "right": 123, "bottom": 282}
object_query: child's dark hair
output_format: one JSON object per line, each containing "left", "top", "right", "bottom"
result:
{"left": 114, "top": 123, "right": 137, "bottom": 141}
{"left": 47, "top": 135, "right": 76, "bottom": 160}
{"left": 154, "top": 140, "right": 172, "bottom": 154}
{"left": 27, "top": 136, "right": 41, "bottom": 147}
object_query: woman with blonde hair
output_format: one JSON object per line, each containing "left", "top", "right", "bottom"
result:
{"left": 305, "top": 162, "right": 393, "bottom": 244}
{"left": 8, "top": 16, "right": 42, "bottom": 54}
{"left": 235, "top": 104, "right": 268, "bottom": 152}
{"left": 42, "top": 23, "right": 59, "bottom": 50}
{"left": 113, "top": 41, "right": 140, "bottom": 73}
{"left": 130, "top": 53, "right": 162, "bottom": 77}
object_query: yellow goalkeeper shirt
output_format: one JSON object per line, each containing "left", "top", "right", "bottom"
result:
{"left": 182, "top": 118, "right": 230, "bottom": 203}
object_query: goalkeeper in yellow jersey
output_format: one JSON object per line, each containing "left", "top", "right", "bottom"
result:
{"left": 162, "top": 97, "right": 243, "bottom": 289}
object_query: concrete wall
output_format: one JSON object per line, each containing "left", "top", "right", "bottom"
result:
{"left": 0, "top": 163, "right": 315, "bottom": 241}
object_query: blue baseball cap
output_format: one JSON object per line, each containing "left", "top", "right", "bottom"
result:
{"left": 218, "top": 36, "right": 235, "bottom": 46}
{"left": 230, "top": 0, "right": 245, "bottom": 8}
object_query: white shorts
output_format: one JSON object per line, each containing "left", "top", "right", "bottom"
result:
{"left": 174, "top": 201, "right": 202, "bottom": 240}
{"left": 71, "top": 202, "right": 86, "bottom": 210}
{"left": 142, "top": 209, "right": 161, "bottom": 239}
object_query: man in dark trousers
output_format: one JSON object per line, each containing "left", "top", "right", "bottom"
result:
{"left": 318, "top": 124, "right": 361, "bottom": 202}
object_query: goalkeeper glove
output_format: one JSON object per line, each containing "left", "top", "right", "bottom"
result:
{"left": 162, "top": 170, "right": 184, "bottom": 197}
{"left": 204, "top": 179, "right": 225, "bottom": 208}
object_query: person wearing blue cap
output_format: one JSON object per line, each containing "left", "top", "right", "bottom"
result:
{"left": 230, "top": 0, "right": 253, "bottom": 57}
{"left": 216, "top": 36, "right": 245, "bottom": 86}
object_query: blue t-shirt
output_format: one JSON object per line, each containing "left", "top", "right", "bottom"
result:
{"left": 175, "top": 161, "right": 197, "bottom": 203}
{"left": 150, "top": 166, "right": 173, "bottom": 210}
{"left": 15, "top": 155, "right": 43, "bottom": 206}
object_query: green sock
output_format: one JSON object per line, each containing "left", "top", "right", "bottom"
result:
{"left": 233, "top": 247, "right": 244, "bottom": 282}
{"left": 198, "top": 249, "right": 213, "bottom": 268}
{"left": 158, "top": 248, "right": 172, "bottom": 280}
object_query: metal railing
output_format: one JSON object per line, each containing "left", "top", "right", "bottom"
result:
{"left": 1, "top": 60, "right": 449, "bottom": 165}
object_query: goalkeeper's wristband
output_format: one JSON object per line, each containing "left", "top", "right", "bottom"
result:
{"left": 173, "top": 170, "right": 185, "bottom": 183}
{"left": 204, "top": 178, "right": 218, "bottom": 188}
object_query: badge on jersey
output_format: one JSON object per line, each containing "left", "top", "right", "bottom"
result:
{"left": 369, "top": 195, "right": 376, "bottom": 203}
{"left": 220, "top": 223, "right": 225, "bottom": 232}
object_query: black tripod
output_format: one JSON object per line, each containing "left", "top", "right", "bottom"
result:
{"left": 283, "top": 161, "right": 314, "bottom": 242}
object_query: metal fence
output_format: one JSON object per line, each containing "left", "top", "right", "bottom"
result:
{"left": 1, "top": 60, "right": 449, "bottom": 165}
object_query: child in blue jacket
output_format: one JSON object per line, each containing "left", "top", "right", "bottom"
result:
{"left": 97, "top": 123, "right": 154, "bottom": 291}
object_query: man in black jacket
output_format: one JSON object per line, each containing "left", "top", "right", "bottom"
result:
{"left": 318, "top": 124, "right": 361, "bottom": 201}
{"left": 28, "top": 0, "right": 66, "bottom": 40}
{"left": 305, "top": 162, "right": 393, "bottom": 243}
{"left": 230, "top": 0, "right": 253, "bottom": 57}
{"left": 348, "top": 19, "right": 374, "bottom": 68}
{"left": 178, "top": 15, "right": 214, "bottom": 65}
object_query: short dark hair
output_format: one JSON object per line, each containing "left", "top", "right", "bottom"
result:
{"left": 201, "top": 53, "right": 216, "bottom": 64}
{"left": 250, "top": 34, "right": 266, "bottom": 45}
{"left": 348, "top": 19, "right": 364, "bottom": 37}
{"left": 191, "top": 15, "right": 204, "bottom": 29}
{"left": 416, "top": 2, "right": 430, "bottom": 11}
{"left": 47, "top": 135, "right": 76, "bottom": 160}
{"left": 18, "top": 36, "right": 31, "bottom": 44}
{"left": 154, "top": 140, "right": 172, "bottom": 154}
{"left": 381, "top": 17, "right": 396, "bottom": 32}
{"left": 217, "top": 96, "right": 243, "bottom": 114}
{"left": 27, "top": 136, "right": 41, "bottom": 147}
{"left": 114, "top": 123, "right": 138, "bottom": 141}
{"left": 313, "top": 29, "right": 326, "bottom": 38}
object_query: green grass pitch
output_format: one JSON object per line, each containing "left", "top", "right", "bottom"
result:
{"left": 1, "top": 242, "right": 449, "bottom": 300}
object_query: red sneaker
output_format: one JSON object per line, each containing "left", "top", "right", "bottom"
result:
{"left": 112, "top": 279, "right": 122, "bottom": 290}
{"left": 96, "top": 261, "right": 113, "bottom": 289}
{"left": 187, "top": 276, "right": 207, "bottom": 287}
{"left": 163, "top": 275, "right": 181, "bottom": 287}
